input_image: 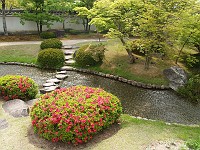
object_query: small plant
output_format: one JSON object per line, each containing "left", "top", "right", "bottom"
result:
{"left": 0, "top": 75, "right": 38, "bottom": 101}
{"left": 30, "top": 85, "right": 122, "bottom": 145}
{"left": 178, "top": 74, "right": 200, "bottom": 102}
{"left": 40, "top": 32, "right": 56, "bottom": 39}
{"left": 37, "top": 48, "right": 65, "bottom": 69}
{"left": 186, "top": 138, "right": 200, "bottom": 150}
{"left": 75, "top": 43, "right": 105, "bottom": 67}
{"left": 40, "top": 38, "right": 62, "bottom": 49}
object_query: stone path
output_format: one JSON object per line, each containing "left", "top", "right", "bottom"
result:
{"left": 40, "top": 44, "right": 78, "bottom": 93}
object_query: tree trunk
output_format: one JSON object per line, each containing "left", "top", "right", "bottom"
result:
{"left": 2, "top": 0, "right": 8, "bottom": 35}
{"left": 120, "top": 38, "right": 136, "bottom": 64}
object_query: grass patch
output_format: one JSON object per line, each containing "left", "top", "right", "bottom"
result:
{"left": 0, "top": 44, "right": 40, "bottom": 64}
{"left": 74, "top": 39, "right": 170, "bottom": 85}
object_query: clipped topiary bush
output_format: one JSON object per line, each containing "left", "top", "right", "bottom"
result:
{"left": 0, "top": 75, "right": 38, "bottom": 101}
{"left": 30, "top": 85, "right": 122, "bottom": 145}
{"left": 37, "top": 48, "right": 65, "bottom": 69}
{"left": 40, "top": 32, "right": 56, "bottom": 39}
{"left": 74, "top": 43, "right": 105, "bottom": 67}
{"left": 40, "top": 38, "right": 62, "bottom": 50}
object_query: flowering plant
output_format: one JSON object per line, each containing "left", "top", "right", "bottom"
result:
{"left": 0, "top": 75, "right": 38, "bottom": 101}
{"left": 30, "top": 85, "right": 122, "bottom": 145}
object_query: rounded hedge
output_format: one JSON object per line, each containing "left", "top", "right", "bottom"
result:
{"left": 30, "top": 86, "right": 122, "bottom": 145}
{"left": 40, "top": 38, "right": 62, "bottom": 50}
{"left": 74, "top": 44, "right": 105, "bottom": 67}
{"left": 0, "top": 75, "right": 38, "bottom": 101}
{"left": 40, "top": 32, "right": 56, "bottom": 39}
{"left": 37, "top": 48, "right": 65, "bottom": 69}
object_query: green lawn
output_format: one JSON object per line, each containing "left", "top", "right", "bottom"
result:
{"left": 0, "top": 44, "right": 40, "bottom": 64}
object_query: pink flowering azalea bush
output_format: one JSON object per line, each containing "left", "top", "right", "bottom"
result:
{"left": 0, "top": 75, "right": 38, "bottom": 101}
{"left": 30, "top": 85, "right": 122, "bottom": 145}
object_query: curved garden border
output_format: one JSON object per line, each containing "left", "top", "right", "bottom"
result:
{"left": 0, "top": 62, "right": 170, "bottom": 90}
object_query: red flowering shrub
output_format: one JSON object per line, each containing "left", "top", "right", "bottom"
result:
{"left": 0, "top": 75, "right": 38, "bottom": 101}
{"left": 30, "top": 85, "right": 122, "bottom": 145}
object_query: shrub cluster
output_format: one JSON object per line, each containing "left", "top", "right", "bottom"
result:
{"left": 74, "top": 43, "right": 105, "bottom": 67}
{"left": 40, "top": 32, "right": 56, "bottom": 39}
{"left": 0, "top": 75, "right": 38, "bottom": 101}
{"left": 178, "top": 74, "right": 200, "bottom": 102}
{"left": 37, "top": 48, "right": 65, "bottom": 69}
{"left": 40, "top": 38, "right": 62, "bottom": 50}
{"left": 30, "top": 85, "right": 122, "bottom": 145}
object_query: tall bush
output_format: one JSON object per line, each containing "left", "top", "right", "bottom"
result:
{"left": 40, "top": 38, "right": 62, "bottom": 49}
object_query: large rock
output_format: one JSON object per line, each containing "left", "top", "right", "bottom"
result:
{"left": 163, "top": 66, "right": 188, "bottom": 91}
{"left": 2, "top": 99, "right": 29, "bottom": 117}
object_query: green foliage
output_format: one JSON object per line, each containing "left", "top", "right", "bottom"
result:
{"left": 0, "top": 75, "right": 38, "bottom": 101}
{"left": 186, "top": 138, "right": 200, "bottom": 150}
{"left": 40, "top": 38, "right": 62, "bottom": 49}
{"left": 75, "top": 43, "right": 105, "bottom": 67}
{"left": 178, "top": 75, "right": 200, "bottom": 102}
{"left": 37, "top": 48, "right": 65, "bottom": 69}
{"left": 125, "top": 40, "right": 145, "bottom": 56}
{"left": 30, "top": 85, "right": 122, "bottom": 145}
{"left": 182, "top": 54, "right": 199, "bottom": 68}
{"left": 40, "top": 32, "right": 56, "bottom": 39}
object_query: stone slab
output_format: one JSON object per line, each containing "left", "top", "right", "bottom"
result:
{"left": 43, "top": 82, "right": 56, "bottom": 87}
{"left": 57, "top": 70, "right": 67, "bottom": 74}
{"left": 63, "top": 45, "right": 73, "bottom": 49}
{"left": 0, "top": 119, "right": 8, "bottom": 130}
{"left": 46, "top": 78, "right": 61, "bottom": 84}
{"left": 65, "top": 55, "right": 73, "bottom": 60}
{"left": 2, "top": 99, "right": 29, "bottom": 117}
{"left": 60, "top": 66, "right": 74, "bottom": 71}
{"left": 56, "top": 74, "right": 68, "bottom": 80}
{"left": 40, "top": 86, "right": 59, "bottom": 94}
{"left": 65, "top": 60, "right": 75, "bottom": 64}
{"left": 64, "top": 50, "right": 75, "bottom": 55}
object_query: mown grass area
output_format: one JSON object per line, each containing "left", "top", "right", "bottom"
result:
{"left": 0, "top": 44, "right": 40, "bottom": 64}
{"left": 75, "top": 39, "right": 174, "bottom": 85}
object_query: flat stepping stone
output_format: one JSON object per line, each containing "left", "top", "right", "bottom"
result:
{"left": 0, "top": 119, "right": 8, "bottom": 130}
{"left": 65, "top": 60, "right": 75, "bottom": 64}
{"left": 64, "top": 50, "right": 76, "bottom": 55}
{"left": 40, "top": 86, "right": 59, "bottom": 94}
{"left": 57, "top": 70, "right": 67, "bottom": 74}
{"left": 2, "top": 99, "right": 29, "bottom": 117}
{"left": 72, "top": 46, "right": 80, "bottom": 49}
{"left": 26, "top": 99, "right": 39, "bottom": 107}
{"left": 56, "top": 74, "right": 68, "bottom": 80}
{"left": 60, "top": 66, "right": 74, "bottom": 71}
{"left": 65, "top": 55, "right": 73, "bottom": 60}
{"left": 63, "top": 45, "right": 73, "bottom": 49}
{"left": 46, "top": 78, "right": 61, "bottom": 84}
{"left": 43, "top": 82, "right": 56, "bottom": 87}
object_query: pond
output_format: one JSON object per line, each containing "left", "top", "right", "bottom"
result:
{"left": 1, "top": 64, "right": 200, "bottom": 125}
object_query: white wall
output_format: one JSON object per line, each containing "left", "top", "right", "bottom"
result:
{"left": 0, "top": 16, "right": 95, "bottom": 33}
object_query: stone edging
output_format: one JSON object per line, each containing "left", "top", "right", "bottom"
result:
{"left": 0, "top": 62, "right": 170, "bottom": 90}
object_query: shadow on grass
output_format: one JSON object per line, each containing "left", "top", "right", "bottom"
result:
{"left": 27, "top": 123, "right": 121, "bottom": 150}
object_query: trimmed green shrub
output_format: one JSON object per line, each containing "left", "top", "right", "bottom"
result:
{"left": 40, "top": 38, "right": 62, "bottom": 50}
{"left": 178, "top": 75, "right": 200, "bottom": 102}
{"left": 37, "top": 48, "right": 65, "bottom": 69}
{"left": 0, "top": 75, "right": 38, "bottom": 101}
{"left": 74, "top": 43, "right": 105, "bottom": 67}
{"left": 40, "top": 32, "right": 56, "bottom": 39}
{"left": 30, "top": 85, "right": 122, "bottom": 145}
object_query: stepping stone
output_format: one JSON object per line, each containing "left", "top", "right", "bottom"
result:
{"left": 63, "top": 45, "right": 73, "bottom": 49}
{"left": 64, "top": 50, "right": 76, "bottom": 55}
{"left": 65, "top": 55, "right": 73, "bottom": 60}
{"left": 56, "top": 74, "right": 68, "bottom": 80}
{"left": 0, "top": 119, "right": 8, "bottom": 130}
{"left": 72, "top": 46, "right": 80, "bottom": 49}
{"left": 26, "top": 99, "right": 39, "bottom": 107}
{"left": 43, "top": 82, "right": 56, "bottom": 87}
{"left": 57, "top": 70, "right": 67, "bottom": 74}
{"left": 40, "top": 86, "right": 59, "bottom": 94}
{"left": 65, "top": 60, "right": 75, "bottom": 64}
{"left": 60, "top": 66, "right": 74, "bottom": 71}
{"left": 46, "top": 78, "right": 61, "bottom": 84}
{"left": 2, "top": 99, "right": 29, "bottom": 117}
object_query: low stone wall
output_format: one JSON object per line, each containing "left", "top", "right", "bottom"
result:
{"left": 0, "top": 62, "right": 170, "bottom": 90}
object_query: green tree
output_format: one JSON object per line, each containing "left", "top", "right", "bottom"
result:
{"left": 75, "top": 0, "right": 143, "bottom": 63}
{"left": 74, "top": 0, "right": 96, "bottom": 32}
{"left": 18, "top": 0, "right": 64, "bottom": 34}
